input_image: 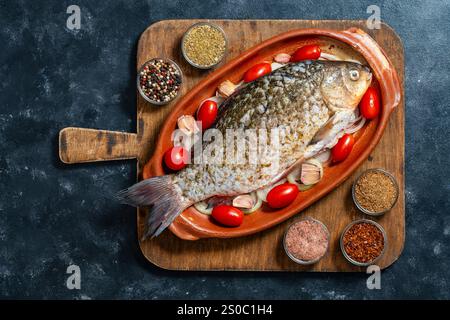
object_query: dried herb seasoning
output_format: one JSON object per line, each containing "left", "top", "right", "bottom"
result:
{"left": 354, "top": 170, "right": 398, "bottom": 214}
{"left": 182, "top": 24, "right": 226, "bottom": 68}
{"left": 342, "top": 222, "right": 385, "bottom": 263}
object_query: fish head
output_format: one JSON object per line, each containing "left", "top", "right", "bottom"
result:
{"left": 320, "top": 61, "right": 372, "bottom": 112}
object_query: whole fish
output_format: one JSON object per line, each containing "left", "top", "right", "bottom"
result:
{"left": 118, "top": 60, "right": 372, "bottom": 238}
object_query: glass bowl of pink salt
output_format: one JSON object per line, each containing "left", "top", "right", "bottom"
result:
{"left": 283, "top": 218, "right": 330, "bottom": 265}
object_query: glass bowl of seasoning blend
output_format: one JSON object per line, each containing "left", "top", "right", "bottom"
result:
{"left": 283, "top": 217, "right": 330, "bottom": 265}
{"left": 181, "top": 22, "right": 227, "bottom": 69}
{"left": 352, "top": 168, "right": 399, "bottom": 216}
{"left": 340, "top": 219, "right": 387, "bottom": 267}
{"left": 137, "top": 58, "right": 183, "bottom": 105}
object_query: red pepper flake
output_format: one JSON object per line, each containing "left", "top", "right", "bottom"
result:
{"left": 343, "top": 222, "right": 384, "bottom": 263}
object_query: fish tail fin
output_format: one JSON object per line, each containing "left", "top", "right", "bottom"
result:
{"left": 116, "top": 175, "right": 190, "bottom": 239}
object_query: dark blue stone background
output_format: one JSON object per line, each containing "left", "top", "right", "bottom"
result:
{"left": 1, "top": 0, "right": 449, "bottom": 299}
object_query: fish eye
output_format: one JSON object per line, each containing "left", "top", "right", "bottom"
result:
{"left": 349, "top": 69, "right": 360, "bottom": 81}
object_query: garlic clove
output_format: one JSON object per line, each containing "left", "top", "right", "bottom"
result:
{"left": 177, "top": 115, "right": 200, "bottom": 136}
{"left": 233, "top": 194, "right": 256, "bottom": 209}
{"left": 305, "top": 158, "right": 324, "bottom": 178}
{"left": 218, "top": 80, "right": 238, "bottom": 97}
{"left": 300, "top": 161, "right": 323, "bottom": 185}
{"left": 274, "top": 53, "right": 291, "bottom": 63}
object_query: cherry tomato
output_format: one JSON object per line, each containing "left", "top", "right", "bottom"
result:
{"left": 163, "top": 146, "right": 189, "bottom": 171}
{"left": 359, "top": 87, "right": 380, "bottom": 120}
{"left": 243, "top": 62, "right": 272, "bottom": 82}
{"left": 212, "top": 205, "right": 244, "bottom": 227}
{"left": 331, "top": 134, "right": 355, "bottom": 163}
{"left": 290, "top": 44, "right": 321, "bottom": 62}
{"left": 266, "top": 183, "right": 299, "bottom": 209}
{"left": 197, "top": 100, "right": 218, "bottom": 130}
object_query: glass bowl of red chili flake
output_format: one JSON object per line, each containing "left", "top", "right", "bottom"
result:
{"left": 137, "top": 58, "right": 183, "bottom": 105}
{"left": 340, "top": 219, "right": 387, "bottom": 267}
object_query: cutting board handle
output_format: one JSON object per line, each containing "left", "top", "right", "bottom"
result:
{"left": 59, "top": 127, "right": 139, "bottom": 164}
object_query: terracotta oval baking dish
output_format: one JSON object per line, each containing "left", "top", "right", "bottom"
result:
{"left": 141, "top": 27, "right": 401, "bottom": 240}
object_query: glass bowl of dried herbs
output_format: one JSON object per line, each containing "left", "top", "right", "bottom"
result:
{"left": 340, "top": 219, "right": 387, "bottom": 267}
{"left": 181, "top": 22, "right": 227, "bottom": 69}
{"left": 352, "top": 168, "right": 399, "bottom": 216}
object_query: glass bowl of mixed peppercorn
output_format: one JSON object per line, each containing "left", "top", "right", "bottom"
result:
{"left": 137, "top": 58, "right": 183, "bottom": 105}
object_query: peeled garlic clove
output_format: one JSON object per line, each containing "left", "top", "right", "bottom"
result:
{"left": 300, "top": 161, "right": 323, "bottom": 185}
{"left": 177, "top": 115, "right": 199, "bottom": 136}
{"left": 305, "top": 158, "right": 324, "bottom": 178}
{"left": 218, "top": 80, "right": 238, "bottom": 97}
{"left": 233, "top": 194, "right": 255, "bottom": 209}
{"left": 274, "top": 53, "right": 291, "bottom": 63}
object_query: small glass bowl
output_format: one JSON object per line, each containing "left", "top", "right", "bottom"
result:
{"left": 283, "top": 217, "right": 330, "bottom": 265}
{"left": 181, "top": 22, "right": 228, "bottom": 69}
{"left": 352, "top": 168, "right": 399, "bottom": 216}
{"left": 340, "top": 219, "right": 387, "bottom": 267}
{"left": 137, "top": 58, "right": 183, "bottom": 105}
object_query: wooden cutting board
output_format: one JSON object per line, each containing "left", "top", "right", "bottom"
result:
{"left": 59, "top": 19, "right": 404, "bottom": 271}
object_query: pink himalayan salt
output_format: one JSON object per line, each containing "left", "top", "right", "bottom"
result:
{"left": 285, "top": 220, "right": 329, "bottom": 261}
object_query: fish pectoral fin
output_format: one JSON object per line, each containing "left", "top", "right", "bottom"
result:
{"left": 310, "top": 113, "right": 337, "bottom": 144}
{"left": 310, "top": 110, "right": 355, "bottom": 146}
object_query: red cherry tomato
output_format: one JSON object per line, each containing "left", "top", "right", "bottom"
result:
{"left": 211, "top": 205, "right": 244, "bottom": 227}
{"left": 290, "top": 44, "right": 321, "bottom": 62}
{"left": 243, "top": 62, "right": 272, "bottom": 82}
{"left": 163, "top": 146, "right": 189, "bottom": 171}
{"left": 331, "top": 134, "right": 355, "bottom": 163}
{"left": 197, "top": 100, "right": 218, "bottom": 130}
{"left": 359, "top": 87, "right": 380, "bottom": 120}
{"left": 266, "top": 183, "right": 299, "bottom": 209}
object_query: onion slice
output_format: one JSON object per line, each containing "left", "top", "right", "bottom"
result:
{"left": 200, "top": 95, "right": 225, "bottom": 108}
{"left": 194, "top": 201, "right": 213, "bottom": 215}
{"left": 287, "top": 167, "right": 301, "bottom": 186}
{"left": 319, "top": 52, "right": 340, "bottom": 61}
{"left": 271, "top": 62, "right": 285, "bottom": 71}
{"left": 344, "top": 116, "right": 366, "bottom": 134}
{"left": 319, "top": 52, "right": 363, "bottom": 64}
{"left": 314, "top": 149, "right": 331, "bottom": 164}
